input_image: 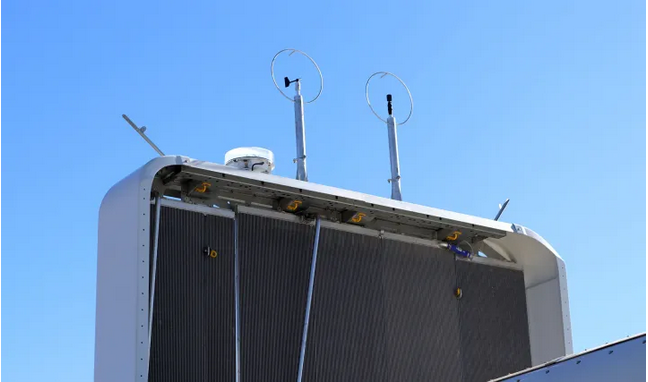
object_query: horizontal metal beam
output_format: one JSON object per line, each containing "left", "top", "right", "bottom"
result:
{"left": 175, "top": 166, "right": 510, "bottom": 240}
{"left": 157, "top": 198, "right": 235, "bottom": 219}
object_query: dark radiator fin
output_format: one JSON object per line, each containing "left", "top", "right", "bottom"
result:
{"left": 303, "top": 228, "right": 388, "bottom": 382}
{"left": 148, "top": 206, "right": 533, "bottom": 382}
{"left": 303, "top": 230, "right": 464, "bottom": 382}
{"left": 457, "top": 261, "right": 532, "bottom": 382}
{"left": 381, "top": 239, "right": 463, "bottom": 382}
{"left": 149, "top": 207, "right": 235, "bottom": 382}
{"left": 238, "top": 213, "right": 315, "bottom": 382}
{"left": 203, "top": 213, "right": 237, "bottom": 381}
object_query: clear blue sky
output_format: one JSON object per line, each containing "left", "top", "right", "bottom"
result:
{"left": 3, "top": 0, "right": 645, "bottom": 380}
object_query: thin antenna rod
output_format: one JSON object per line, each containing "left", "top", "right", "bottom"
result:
{"left": 386, "top": 95, "right": 403, "bottom": 201}
{"left": 122, "top": 114, "right": 165, "bottom": 156}
{"left": 494, "top": 198, "right": 510, "bottom": 221}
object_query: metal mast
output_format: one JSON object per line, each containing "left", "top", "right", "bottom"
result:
{"left": 366, "top": 72, "right": 413, "bottom": 201}
{"left": 386, "top": 94, "right": 403, "bottom": 200}
{"left": 292, "top": 79, "right": 308, "bottom": 181}
{"left": 271, "top": 49, "right": 323, "bottom": 181}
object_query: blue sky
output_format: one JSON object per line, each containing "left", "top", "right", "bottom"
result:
{"left": 3, "top": 0, "right": 645, "bottom": 380}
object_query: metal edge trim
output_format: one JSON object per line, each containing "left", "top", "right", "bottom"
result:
{"left": 180, "top": 165, "right": 510, "bottom": 238}
{"left": 159, "top": 198, "right": 235, "bottom": 219}
{"left": 235, "top": 206, "right": 520, "bottom": 270}
{"left": 488, "top": 333, "right": 647, "bottom": 381}
{"left": 457, "top": 256, "right": 523, "bottom": 271}
{"left": 236, "top": 205, "right": 310, "bottom": 224}
{"left": 147, "top": 195, "right": 162, "bottom": 368}
{"left": 234, "top": 215, "right": 241, "bottom": 382}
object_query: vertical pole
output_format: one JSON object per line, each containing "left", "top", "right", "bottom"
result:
{"left": 294, "top": 81, "right": 308, "bottom": 181}
{"left": 296, "top": 216, "right": 322, "bottom": 382}
{"left": 234, "top": 216, "right": 241, "bottom": 382}
{"left": 148, "top": 195, "right": 162, "bottom": 365}
{"left": 387, "top": 115, "right": 402, "bottom": 201}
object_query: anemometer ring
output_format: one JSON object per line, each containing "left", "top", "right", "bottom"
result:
{"left": 271, "top": 49, "right": 323, "bottom": 104}
{"left": 365, "top": 71, "right": 413, "bottom": 125}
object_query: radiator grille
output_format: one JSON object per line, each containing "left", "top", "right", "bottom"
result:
{"left": 149, "top": 207, "right": 235, "bottom": 382}
{"left": 303, "top": 228, "right": 388, "bottom": 382}
{"left": 456, "top": 261, "right": 531, "bottom": 382}
{"left": 302, "top": 229, "right": 463, "bottom": 382}
{"left": 238, "top": 214, "right": 316, "bottom": 381}
{"left": 381, "top": 239, "right": 463, "bottom": 382}
{"left": 149, "top": 207, "right": 532, "bottom": 382}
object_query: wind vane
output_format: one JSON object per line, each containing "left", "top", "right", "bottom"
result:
{"left": 271, "top": 49, "right": 323, "bottom": 182}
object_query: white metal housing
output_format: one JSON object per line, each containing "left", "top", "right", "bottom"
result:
{"left": 95, "top": 155, "right": 572, "bottom": 382}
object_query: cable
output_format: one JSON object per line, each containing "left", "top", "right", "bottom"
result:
{"left": 251, "top": 162, "right": 264, "bottom": 171}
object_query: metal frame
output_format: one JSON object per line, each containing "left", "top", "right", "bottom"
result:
{"left": 177, "top": 162, "right": 510, "bottom": 241}
{"left": 236, "top": 205, "right": 522, "bottom": 271}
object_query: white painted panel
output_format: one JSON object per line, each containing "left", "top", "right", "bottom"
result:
{"left": 527, "top": 278, "right": 566, "bottom": 364}
{"left": 95, "top": 156, "right": 189, "bottom": 382}
{"left": 95, "top": 171, "right": 140, "bottom": 382}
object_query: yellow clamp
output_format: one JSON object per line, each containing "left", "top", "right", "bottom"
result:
{"left": 209, "top": 249, "right": 218, "bottom": 258}
{"left": 194, "top": 182, "right": 211, "bottom": 193}
{"left": 351, "top": 213, "right": 366, "bottom": 223}
{"left": 286, "top": 200, "right": 303, "bottom": 211}
{"left": 445, "top": 231, "right": 461, "bottom": 241}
